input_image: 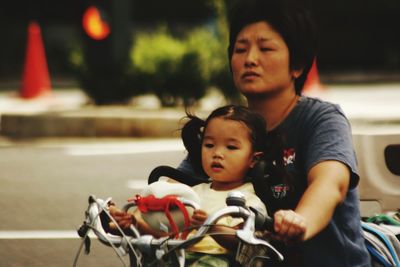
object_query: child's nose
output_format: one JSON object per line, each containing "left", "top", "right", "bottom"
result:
{"left": 212, "top": 149, "right": 223, "bottom": 159}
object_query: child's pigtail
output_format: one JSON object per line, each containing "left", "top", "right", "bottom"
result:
{"left": 181, "top": 114, "right": 205, "bottom": 174}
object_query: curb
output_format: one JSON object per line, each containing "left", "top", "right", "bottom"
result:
{"left": 0, "top": 108, "right": 192, "bottom": 138}
{"left": 2, "top": 109, "right": 400, "bottom": 139}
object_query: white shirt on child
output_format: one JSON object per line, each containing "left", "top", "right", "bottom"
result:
{"left": 187, "top": 182, "right": 267, "bottom": 254}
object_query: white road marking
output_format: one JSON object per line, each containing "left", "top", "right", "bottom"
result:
{"left": 65, "top": 139, "right": 185, "bottom": 156}
{"left": 0, "top": 230, "right": 96, "bottom": 239}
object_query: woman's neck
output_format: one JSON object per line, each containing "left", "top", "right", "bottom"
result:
{"left": 247, "top": 89, "right": 299, "bottom": 131}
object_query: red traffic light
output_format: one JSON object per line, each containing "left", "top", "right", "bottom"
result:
{"left": 82, "top": 6, "right": 110, "bottom": 40}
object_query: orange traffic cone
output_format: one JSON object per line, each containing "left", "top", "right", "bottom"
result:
{"left": 20, "top": 21, "right": 51, "bottom": 98}
{"left": 303, "top": 58, "right": 323, "bottom": 95}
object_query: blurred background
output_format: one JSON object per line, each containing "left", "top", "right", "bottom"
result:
{"left": 1, "top": 1, "right": 400, "bottom": 266}
{"left": 0, "top": 0, "right": 399, "bottom": 105}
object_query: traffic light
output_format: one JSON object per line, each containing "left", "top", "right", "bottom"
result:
{"left": 80, "top": 0, "right": 132, "bottom": 104}
{"left": 82, "top": 5, "right": 110, "bottom": 41}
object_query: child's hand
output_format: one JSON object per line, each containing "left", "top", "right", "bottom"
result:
{"left": 191, "top": 209, "right": 208, "bottom": 227}
{"left": 109, "top": 206, "right": 136, "bottom": 231}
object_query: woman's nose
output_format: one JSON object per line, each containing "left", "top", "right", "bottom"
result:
{"left": 245, "top": 47, "right": 259, "bottom": 67}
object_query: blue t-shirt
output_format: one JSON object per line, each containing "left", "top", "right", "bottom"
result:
{"left": 178, "top": 96, "right": 370, "bottom": 267}
{"left": 268, "top": 96, "right": 370, "bottom": 267}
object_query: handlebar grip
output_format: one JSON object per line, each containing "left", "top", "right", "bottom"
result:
{"left": 250, "top": 206, "right": 274, "bottom": 232}
{"left": 263, "top": 216, "right": 274, "bottom": 232}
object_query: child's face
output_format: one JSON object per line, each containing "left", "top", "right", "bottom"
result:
{"left": 201, "top": 117, "right": 256, "bottom": 190}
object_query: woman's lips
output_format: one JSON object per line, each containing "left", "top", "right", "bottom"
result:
{"left": 242, "top": 71, "right": 260, "bottom": 80}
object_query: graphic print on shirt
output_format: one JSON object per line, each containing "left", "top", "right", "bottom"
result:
{"left": 271, "top": 183, "right": 290, "bottom": 199}
{"left": 283, "top": 148, "right": 296, "bottom": 166}
{"left": 271, "top": 148, "right": 296, "bottom": 199}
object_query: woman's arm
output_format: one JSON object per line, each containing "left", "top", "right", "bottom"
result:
{"left": 274, "top": 160, "right": 350, "bottom": 242}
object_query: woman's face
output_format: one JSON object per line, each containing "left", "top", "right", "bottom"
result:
{"left": 231, "top": 21, "right": 300, "bottom": 96}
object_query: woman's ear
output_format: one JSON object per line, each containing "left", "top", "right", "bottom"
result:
{"left": 250, "top": 152, "right": 264, "bottom": 168}
{"left": 292, "top": 68, "right": 303, "bottom": 79}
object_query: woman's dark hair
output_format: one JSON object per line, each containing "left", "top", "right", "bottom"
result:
{"left": 181, "top": 105, "right": 286, "bottom": 182}
{"left": 227, "top": 0, "right": 318, "bottom": 94}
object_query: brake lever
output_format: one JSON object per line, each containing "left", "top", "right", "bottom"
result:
{"left": 236, "top": 229, "right": 284, "bottom": 261}
{"left": 77, "top": 222, "right": 91, "bottom": 254}
{"left": 236, "top": 206, "right": 284, "bottom": 261}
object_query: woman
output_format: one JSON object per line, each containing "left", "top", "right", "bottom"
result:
{"left": 178, "top": 0, "right": 370, "bottom": 266}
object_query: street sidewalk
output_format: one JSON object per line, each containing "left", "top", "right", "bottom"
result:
{"left": 0, "top": 89, "right": 221, "bottom": 138}
{"left": 1, "top": 84, "right": 400, "bottom": 138}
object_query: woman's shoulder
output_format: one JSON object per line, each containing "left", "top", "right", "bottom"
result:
{"left": 286, "top": 95, "right": 349, "bottom": 129}
{"left": 277, "top": 95, "right": 353, "bottom": 146}
{"left": 298, "top": 95, "right": 344, "bottom": 115}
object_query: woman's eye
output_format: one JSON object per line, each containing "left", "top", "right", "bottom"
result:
{"left": 260, "top": 47, "right": 271, "bottom": 52}
{"left": 234, "top": 47, "right": 246, "bottom": 53}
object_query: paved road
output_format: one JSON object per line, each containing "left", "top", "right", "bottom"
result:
{"left": 0, "top": 138, "right": 185, "bottom": 267}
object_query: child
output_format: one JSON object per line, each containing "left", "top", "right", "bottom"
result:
{"left": 110, "top": 105, "right": 269, "bottom": 266}
{"left": 181, "top": 105, "right": 269, "bottom": 266}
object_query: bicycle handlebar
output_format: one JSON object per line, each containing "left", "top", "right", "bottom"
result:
{"left": 78, "top": 193, "right": 284, "bottom": 265}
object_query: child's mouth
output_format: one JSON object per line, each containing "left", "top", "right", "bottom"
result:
{"left": 211, "top": 162, "right": 223, "bottom": 171}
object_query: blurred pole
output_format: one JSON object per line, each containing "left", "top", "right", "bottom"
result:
{"left": 81, "top": 0, "right": 132, "bottom": 104}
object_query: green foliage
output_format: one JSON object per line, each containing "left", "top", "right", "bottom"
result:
{"left": 185, "top": 28, "right": 225, "bottom": 82}
{"left": 130, "top": 26, "right": 234, "bottom": 106}
{"left": 132, "top": 28, "right": 186, "bottom": 74}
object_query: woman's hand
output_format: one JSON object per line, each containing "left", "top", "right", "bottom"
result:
{"left": 190, "top": 209, "right": 208, "bottom": 227}
{"left": 273, "top": 209, "right": 307, "bottom": 244}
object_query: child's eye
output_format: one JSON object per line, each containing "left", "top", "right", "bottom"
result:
{"left": 204, "top": 143, "right": 214, "bottom": 148}
{"left": 227, "top": 145, "right": 239, "bottom": 150}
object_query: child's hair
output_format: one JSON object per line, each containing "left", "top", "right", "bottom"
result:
{"left": 181, "top": 105, "right": 268, "bottom": 176}
{"left": 181, "top": 105, "right": 291, "bottom": 207}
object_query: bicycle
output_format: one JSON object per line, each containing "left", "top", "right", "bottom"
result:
{"left": 74, "top": 189, "right": 284, "bottom": 267}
